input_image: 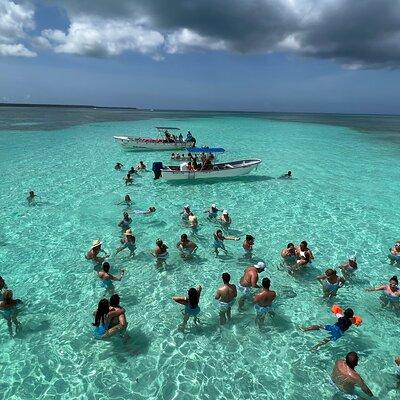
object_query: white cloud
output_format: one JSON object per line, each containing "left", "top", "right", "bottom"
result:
{"left": 41, "top": 16, "right": 165, "bottom": 57}
{"left": 0, "top": 0, "right": 36, "bottom": 57}
{"left": 166, "top": 28, "right": 227, "bottom": 54}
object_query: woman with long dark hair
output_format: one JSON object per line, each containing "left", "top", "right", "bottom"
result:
{"left": 173, "top": 285, "right": 202, "bottom": 330}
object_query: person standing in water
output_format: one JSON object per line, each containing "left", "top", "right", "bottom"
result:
{"left": 218, "top": 210, "right": 232, "bottom": 229}
{"left": 238, "top": 262, "right": 266, "bottom": 310}
{"left": 188, "top": 212, "right": 199, "bottom": 234}
{"left": 105, "top": 294, "right": 129, "bottom": 340}
{"left": 253, "top": 277, "right": 276, "bottom": 326}
{"left": 27, "top": 191, "right": 38, "bottom": 204}
{"left": 332, "top": 352, "right": 373, "bottom": 398}
{"left": 176, "top": 234, "right": 198, "bottom": 259}
{"left": 114, "top": 162, "right": 123, "bottom": 170}
{"left": 316, "top": 269, "right": 345, "bottom": 297}
{"left": 242, "top": 235, "right": 255, "bottom": 259}
{"left": 124, "top": 173, "right": 133, "bottom": 186}
{"left": 173, "top": 285, "right": 202, "bottom": 330}
{"left": 204, "top": 204, "right": 220, "bottom": 220}
{"left": 152, "top": 239, "right": 169, "bottom": 266}
{"left": 0, "top": 290, "right": 23, "bottom": 337}
{"left": 0, "top": 276, "right": 7, "bottom": 300}
{"left": 92, "top": 298, "right": 125, "bottom": 340}
{"left": 213, "top": 229, "right": 240, "bottom": 256}
{"left": 118, "top": 194, "right": 132, "bottom": 207}
{"left": 180, "top": 205, "right": 191, "bottom": 224}
{"left": 340, "top": 255, "right": 358, "bottom": 278}
{"left": 118, "top": 212, "right": 132, "bottom": 232}
{"left": 136, "top": 161, "right": 146, "bottom": 170}
{"left": 86, "top": 240, "right": 109, "bottom": 265}
{"left": 215, "top": 273, "right": 237, "bottom": 325}
{"left": 280, "top": 243, "right": 297, "bottom": 266}
{"left": 365, "top": 275, "right": 400, "bottom": 309}
{"left": 98, "top": 262, "right": 125, "bottom": 294}
{"left": 115, "top": 229, "right": 136, "bottom": 257}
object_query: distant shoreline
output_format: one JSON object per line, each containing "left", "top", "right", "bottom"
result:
{"left": 0, "top": 103, "right": 138, "bottom": 110}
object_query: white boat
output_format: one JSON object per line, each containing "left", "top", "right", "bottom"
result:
{"left": 114, "top": 127, "right": 195, "bottom": 151}
{"left": 160, "top": 159, "right": 261, "bottom": 181}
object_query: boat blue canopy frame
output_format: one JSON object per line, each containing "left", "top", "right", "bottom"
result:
{"left": 185, "top": 147, "right": 225, "bottom": 153}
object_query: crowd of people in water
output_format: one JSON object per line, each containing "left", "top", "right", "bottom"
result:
{"left": 2, "top": 161, "right": 400, "bottom": 398}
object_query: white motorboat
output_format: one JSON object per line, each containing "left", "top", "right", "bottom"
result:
{"left": 160, "top": 159, "right": 261, "bottom": 181}
{"left": 114, "top": 127, "right": 195, "bottom": 151}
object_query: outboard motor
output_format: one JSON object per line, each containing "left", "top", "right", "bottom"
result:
{"left": 152, "top": 162, "right": 163, "bottom": 180}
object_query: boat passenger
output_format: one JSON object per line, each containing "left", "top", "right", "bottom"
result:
{"left": 278, "top": 170, "right": 292, "bottom": 179}
{"left": 389, "top": 241, "right": 400, "bottom": 264}
{"left": 253, "top": 277, "right": 276, "bottom": 326}
{"left": 316, "top": 269, "right": 345, "bottom": 297}
{"left": 86, "top": 240, "right": 108, "bottom": 265}
{"left": 281, "top": 243, "right": 297, "bottom": 266}
{"left": 192, "top": 158, "right": 200, "bottom": 170}
{"left": 218, "top": 210, "right": 232, "bottom": 229}
{"left": 118, "top": 212, "right": 132, "bottom": 232}
{"left": 332, "top": 352, "right": 374, "bottom": 398}
{"left": 98, "top": 262, "right": 125, "bottom": 293}
{"left": 365, "top": 275, "right": 400, "bottom": 309}
{"left": 27, "top": 190, "right": 38, "bottom": 204}
{"left": 173, "top": 285, "right": 202, "bottom": 330}
{"left": 300, "top": 308, "right": 355, "bottom": 350}
{"left": 238, "top": 262, "right": 266, "bottom": 310}
{"left": 243, "top": 235, "right": 255, "bottom": 258}
{"left": 114, "top": 162, "right": 123, "bottom": 170}
{"left": 176, "top": 234, "right": 198, "bottom": 259}
{"left": 201, "top": 153, "right": 207, "bottom": 163}
{"left": 178, "top": 133, "right": 183, "bottom": 142}
{"left": 205, "top": 204, "right": 220, "bottom": 219}
{"left": 124, "top": 173, "right": 133, "bottom": 186}
{"left": 340, "top": 256, "right": 358, "bottom": 277}
{"left": 152, "top": 239, "right": 169, "bottom": 266}
{"left": 116, "top": 229, "right": 136, "bottom": 256}
{"left": 203, "top": 157, "right": 213, "bottom": 170}
{"left": 0, "top": 290, "right": 23, "bottom": 337}
{"left": 186, "top": 131, "right": 193, "bottom": 142}
{"left": 215, "top": 273, "right": 237, "bottom": 325}
{"left": 187, "top": 161, "right": 194, "bottom": 171}
{"left": 213, "top": 229, "right": 240, "bottom": 255}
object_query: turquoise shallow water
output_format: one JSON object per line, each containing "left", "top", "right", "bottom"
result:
{"left": 1, "top": 110, "right": 400, "bottom": 399}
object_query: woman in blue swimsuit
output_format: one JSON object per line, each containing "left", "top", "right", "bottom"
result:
{"left": 92, "top": 298, "right": 125, "bottom": 340}
{"left": 97, "top": 262, "right": 125, "bottom": 294}
{"left": 0, "top": 290, "right": 23, "bottom": 337}
{"left": 317, "top": 269, "right": 345, "bottom": 297}
{"left": 173, "top": 285, "right": 202, "bottom": 330}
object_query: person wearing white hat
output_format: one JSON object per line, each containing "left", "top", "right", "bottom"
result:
{"left": 115, "top": 229, "right": 136, "bottom": 256}
{"left": 218, "top": 210, "right": 232, "bottom": 229}
{"left": 85, "top": 240, "right": 108, "bottom": 265}
{"left": 204, "top": 204, "right": 220, "bottom": 220}
{"left": 340, "top": 255, "right": 358, "bottom": 278}
{"left": 238, "top": 262, "right": 266, "bottom": 310}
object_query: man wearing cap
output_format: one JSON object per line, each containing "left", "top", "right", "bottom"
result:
{"left": 238, "top": 262, "right": 266, "bottom": 310}
{"left": 218, "top": 210, "right": 232, "bottom": 229}
{"left": 115, "top": 229, "right": 136, "bottom": 256}
{"left": 332, "top": 352, "right": 373, "bottom": 397}
{"left": 204, "top": 204, "right": 220, "bottom": 220}
{"left": 85, "top": 240, "right": 108, "bottom": 264}
{"left": 253, "top": 277, "right": 276, "bottom": 326}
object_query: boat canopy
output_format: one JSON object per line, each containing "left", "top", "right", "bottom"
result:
{"left": 185, "top": 147, "right": 225, "bottom": 153}
{"left": 156, "top": 127, "right": 180, "bottom": 131}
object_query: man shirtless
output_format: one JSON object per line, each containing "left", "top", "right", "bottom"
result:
{"left": 253, "top": 277, "right": 276, "bottom": 326}
{"left": 103, "top": 294, "right": 128, "bottom": 340}
{"left": 215, "top": 273, "right": 237, "bottom": 325}
{"left": 332, "top": 352, "right": 373, "bottom": 398}
{"left": 238, "top": 262, "right": 266, "bottom": 310}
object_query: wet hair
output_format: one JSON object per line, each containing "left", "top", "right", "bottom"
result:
{"left": 187, "top": 288, "right": 200, "bottom": 309}
{"left": 345, "top": 352, "right": 359, "bottom": 369}
{"left": 156, "top": 239, "right": 163, "bottom": 246}
{"left": 390, "top": 276, "right": 398, "bottom": 285}
{"left": 123, "top": 212, "right": 129, "bottom": 218}
{"left": 3, "top": 289, "right": 12, "bottom": 305}
{"left": 110, "top": 294, "right": 120, "bottom": 307}
{"left": 216, "top": 229, "right": 222, "bottom": 236}
{"left": 262, "top": 277, "right": 271, "bottom": 289}
{"left": 126, "top": 173, "right": 131, "bottom": 178}
{"left": 149, "top": 207, "right": 156, "bottom": 212}
{"left": 125, "top": 194, "right": 131, "bottom": 201}
{"left": 29, "top": 191, "right": 34, "bottom": 196}
{"left": 300, "top": 241, "right": 308, "bottom": 247}
{"left": 222, "top": 272, "right": 231, "bottom": 284}
{"left": 140, "top": 161, "right": 144, "bottom": 164}
{"left": 246, "top": 235, "right": 254, "bottom": 241}
{"left": 287, "top": 243, "right": 294, "bottom": 248}
{"left": 288, "top": 170, "right": 292, "bottom": 175}
{"left": 181, "top": 234, "right": 188, "bottom": 241}
{"left": 325, "top": 269, "right": 336, "bottom": 277}
{"left": 102, "top": 262, "right": 110, "bottom": 273}
{"left": 344, "top": 308, "right": 354, "bottom": 318}
{"left": 93, "top": 299, "right": 109, "bottom": 327}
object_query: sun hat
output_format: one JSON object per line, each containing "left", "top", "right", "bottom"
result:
{"left": 92, "top": 240, "right": 102, "bottom": 248}
{"left": 222, "top": 210, "right": 228, "bottom": 215}
{"left": 349, "top": 255, "right": 357, "bottom": 262}
{"left": 255, "top": 261, "right": 266, "bottom": 270}
{"left": 211, "top": 203, "right": 216, "bottom": 208}
{"left": 124, "top": 229, "right": 133, "bottom": 236}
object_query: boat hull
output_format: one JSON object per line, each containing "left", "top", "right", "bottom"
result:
{"left": 114, "top": 136, "right": 189, "bottom": 151}
{"left": 161, "top": 159, "right": 261, "bottom": 181}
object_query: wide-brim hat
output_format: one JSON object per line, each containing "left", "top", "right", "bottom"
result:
{"left": 222, "top": 210, "right": 228, "bottom": 215}
{"left": 92, "top": 240, "right": 102, "bottom": 248}
{"left": 124, "top": 229, "right": 133, "bottom": 236}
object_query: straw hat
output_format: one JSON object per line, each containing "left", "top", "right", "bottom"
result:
{"left": 91, "top": 240, "right": 102, "bottom": 248}
{"left": 124, "top": 229, "right": 133, "bottom": 236}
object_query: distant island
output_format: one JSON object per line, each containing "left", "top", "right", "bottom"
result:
{"left": 0, "top": 103, "right": 137, "bottom": 110}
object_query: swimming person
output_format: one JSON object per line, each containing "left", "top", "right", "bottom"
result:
{"left": 136, "top": 161, "right": 146, "bottom": 170}
{"left": 389, "top": 241, "right": 400, "bottom": 264}
{"left": 124, "top": 173, "right": 133, "bottom": 186}
{"left": 213, "top": 229, "right": 240, "bottom": 256}
{"left": 115, "top": 229, "right": 136, "bottom": 256}
{"left": 300, "top": 308, "right": 355, "bottom": 351}
{"left": 242, "top": 235, "right": 255, "bottom": 259}
{"left": 332, "top": 352, "right": 374, "bottom": 398}
{"left": 238, "top": 262, "right": 266, "bottom": 310}
{"left": 118, "top": 212, "right": 132, "bottom": 232}
{"left": 204, "top": 204, "right": 220, "bottom": 220}
{"left": 316, "top": 269, "right": 345, "bottom": 297}
{"left": 92, "top": 298, "right": 125, "bottom": 340}
{"left": 0, "top": 289, "right": 23, "bottom": 337}
{"left": 104, "top": 294, "right": 128, "bottom": 340}
{"left": 278, "top": 170, "right": 292, "bottom": 179}
{"left": 340, "top": 255, "right": 358, "bottom": 278}
{"left": 114, "top": 162, "right": 123, "bottom": 170}
{"left": 86, "top": 240, "right": 109, "bottom": 265}
{"left": 118, "top": 194, "right": 132, "bottom": 207}
{"left": 180, "top": 205, "right": 191, "bottom": 224}
{"left": 0, "top": 276, "right": 7, "bottom": 300}
{"left": 188, "top": 212, "right": 199, "bottom": 234}
{"left": 172, "top": 285, "right": 202, "bottom": 330}
{"left": 280, "top": 243, "right": 297, "bottom": 266}
{"left": 27, "top": 190, "right": 38, "bottom": 204}
{"left": 176, "top": 234, "right": 198, "bottom": 259}
{"left": 98, "top": 262, "right": 125, "bottom": 294}
{"left": 152, "top": 239, "right": 169, "bottom": 266}
{"left": 215, "top": 273, "right": 237, "bottom": 325}
{"left": 218, "top": 210, "right": 232, "bottom": 229}
{"left": 253, "top": 277, "right": 276, "bottom": 326}
{"left": 365, "top": 275, "right": 400, "bottom": 309}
